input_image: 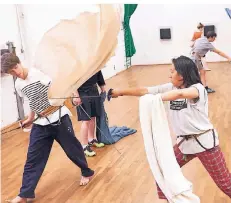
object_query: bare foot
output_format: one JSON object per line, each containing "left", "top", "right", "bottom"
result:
{"left": 79, "top": 175, "right": 94, "bottom": 186}
{"left": 5, "top": 196, "right": 27, "bottom": 203}
{"left": 5, "top": 196, "right": 35, "bottom": 203}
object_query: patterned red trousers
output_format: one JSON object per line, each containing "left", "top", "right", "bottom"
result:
{"left": 157, "top": 145, "right": 231, "bottom": 199}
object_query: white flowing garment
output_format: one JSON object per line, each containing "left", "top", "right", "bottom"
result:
{"left": 34, "top": 4, "right": 120, "bottom": 106}
{"left": 139, "top": 94, "right": 200, "bottom": 203}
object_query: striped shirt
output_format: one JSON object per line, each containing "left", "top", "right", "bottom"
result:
{"left": 15, "top": 68, "right": 71, "bottom": 126}
{"left": 21, "top": 81, "right": 51, "bottom": 114}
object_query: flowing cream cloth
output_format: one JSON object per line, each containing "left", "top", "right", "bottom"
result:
{"left": 139, "top": 94, "right": 200, "bottom": 203}
{"left": 34, "top": 4, "right": 120, "bottom": 106}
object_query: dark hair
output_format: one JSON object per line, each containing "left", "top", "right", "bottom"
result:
{"left": 197, "top": 22, "right": 204, "bottom": 29}
{"left": 206, "top": 31, "right": 217, "bottom": 38}
{"left": 172, "top": 56, "right": 202, "bottom": 88}
{"left": 1, "top": 53, "right": 20, "bottom": 74}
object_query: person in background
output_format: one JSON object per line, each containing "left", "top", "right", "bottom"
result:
{"left": 1, "top": 53, "right": 94, "bottom": 203}
{"left": 73, "top": 71, "right": 106, "bottom": 157}
{"left": 191, "top": 31, "right": 231, "bottom": 93}
{"left": 190, "top": 23, "right": 204, "bottom": 47}
{"left": 190, "top": 22, "right": 211, "bottom": 71}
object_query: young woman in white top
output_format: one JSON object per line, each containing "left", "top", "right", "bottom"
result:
{"left": 109, "top": 55, "right": 231, "bottom": 200}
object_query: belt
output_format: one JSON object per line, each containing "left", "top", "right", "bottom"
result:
{"left": 177, "top": 129, "right": 216, "bottom": 150}
{"left": 36, "top": 106, "right": 63, "bottom": 126}
{"left": 192, "top": 52, "right": 202, "bottom": 59}
{"left": 37, "top": 106, "right": 62, "bottom": 117}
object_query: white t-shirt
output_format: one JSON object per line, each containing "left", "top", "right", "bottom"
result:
{"left": 15, "top": 68, "right": 72, "bottom": 126}
{"left": 147, "top": 83, "right": 219, "bottom": 154}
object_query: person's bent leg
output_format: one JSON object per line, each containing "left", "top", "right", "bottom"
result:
{"left": 19, "top": 124, "right": 54, "bottom": 198}
{"left": 200, "top": 69, "right": 215, "bottom": 93}
{"left": 199, "top": 69, "right": 206, "bottom": 87}
{"left": 197, "top": 146, "right": 231, "bottom": 198}
{"left": 7, "top": 125, "right": 54, "bottom": 203}
{"left": 201, "top": 57, "right": 211, "bottom": 71}
{"left": 55, "top": 115, "right": 94, "bottom": 179}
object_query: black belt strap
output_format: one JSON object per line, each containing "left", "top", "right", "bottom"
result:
{"left": 177, "top": 129, "right": 216, "bottom": 151}
{"left": 192, "top": 129, "right": 216, "bottom": 150}
{"left": 36, "top": 106, "right": 62, "bottom": 126}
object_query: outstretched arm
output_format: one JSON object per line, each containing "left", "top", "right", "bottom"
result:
{"left": 111, "top": 86, "right": 199, "bottom": 101}
{"left": 110, "top": 83, "right": 172, "bottom": 98}
{"left": 111, "top": 87, "right": 149, "bottom": 97}
{"left": 213, "top": 48, "right": 231, "bottom": 62}
{"left": 161, "top": 87, "right": 199, "bottom": 101}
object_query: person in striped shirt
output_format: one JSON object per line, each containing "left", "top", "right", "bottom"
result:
{"left": 1, "top": 53, "right": 94, "bottom": 203}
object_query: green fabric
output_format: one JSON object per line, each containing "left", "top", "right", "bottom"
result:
{"left": 124, "top": 4, "right": 138, "bottom": 58}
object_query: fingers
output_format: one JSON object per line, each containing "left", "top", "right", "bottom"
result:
{"left": 19, "top": 121, "right": 23, "bottom": 128}
{"left": 76, "top": 100, "right": 82, "bottom": 106}
{"left": 20, "top": 119, "right": 32, "bottom": 129}
{"left": 111, "top": 89, "right": 119, "bottom": 98}
{"left": 21, "top": 122, "right": 29, "bottom": 128}
{"left": 72, "top": 99, "right": 82, "bottom": 106}
{"left": 19, "top": 121, "right": 27, "bottom": 129}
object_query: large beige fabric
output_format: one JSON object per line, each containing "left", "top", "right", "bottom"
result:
{"left": 139, "top": 94, "right": 200, "bottom": 203}
{"left": 34, "top": 4, "right": 120, "bottom": 106}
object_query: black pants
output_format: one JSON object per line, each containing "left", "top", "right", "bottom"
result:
{"left": 19, "top": 115, "right": 94, "bottom": 198}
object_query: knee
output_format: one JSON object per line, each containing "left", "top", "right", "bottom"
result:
{"left": 82, "top": 120, "right": 91, "bottom": 126}
{"left": 200, "top": 70, "right": 206, "bottom": 76}
{"left": 81, "top": 121, "right": 91, "bottom": 131}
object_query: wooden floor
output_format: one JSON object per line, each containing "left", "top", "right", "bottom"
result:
{"left": 1, "top": 62, "right": 231, "bottom": 203}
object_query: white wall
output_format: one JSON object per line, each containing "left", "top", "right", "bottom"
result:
{"left": 0, "top": 5, "right": 24, "bottom": 128}
{"left": 101, "top": 22, "right": 126, "bottom": 78}
{"left": 131, "top": 4, "right": 231, "bottom": 65}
